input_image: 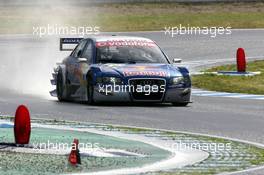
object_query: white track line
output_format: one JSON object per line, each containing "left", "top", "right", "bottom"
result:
{"left": 29, "top": 123, "right": 209, "bottom": 175}
{"left": 192, "top": 88, "right": 264, "bottom": 100}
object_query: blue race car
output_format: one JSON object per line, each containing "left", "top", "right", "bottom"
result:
{"left": 50, "top": 36, "right": 191, "bottom": 106}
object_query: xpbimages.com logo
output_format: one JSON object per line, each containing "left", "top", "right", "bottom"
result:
{"left": 164, "top": 24, "right": 232, "bottom": 38}
{"left": 98, "top": 82, "right": 165, "bottom": 96}
{"left": 33, "top": 24, "right": 100, "bottom": 37}
{"left": 32, "top": 140, "right": 103, "bottom": 152}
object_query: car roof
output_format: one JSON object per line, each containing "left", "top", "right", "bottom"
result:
{"left": 88, "top": 35, "right": 154, "bottom": 42}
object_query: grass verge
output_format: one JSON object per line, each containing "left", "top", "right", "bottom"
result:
{"left": 192, "top": 60, "right": 264, "bottom": 95}
{"left": 1, "top": 2, "right": 264, "bottom": 33}
{"left": 1, "top": 116, "right": 264, "bottom": 175}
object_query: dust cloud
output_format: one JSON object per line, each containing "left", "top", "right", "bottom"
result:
{"left": 0, "top": 0, "right": 94, "bottom": 99}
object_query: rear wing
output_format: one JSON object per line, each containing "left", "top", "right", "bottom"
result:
{"left": 59, "top": 38, "right": 84, "bottom": 51}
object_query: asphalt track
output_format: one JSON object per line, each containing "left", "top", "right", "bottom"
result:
{"left": 0, "top": 30, "right": 264, "bottom": 174}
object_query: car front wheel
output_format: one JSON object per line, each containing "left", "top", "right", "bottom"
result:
{"left": 87, "top": 81, "right": 94, "bottom": 105}
{"left": 172, "top": 102, "right": 189, "bottom": 107}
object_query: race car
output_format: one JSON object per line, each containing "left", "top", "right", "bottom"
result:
{"left": 50, "top": 36, "right": 191, "bottom": 106}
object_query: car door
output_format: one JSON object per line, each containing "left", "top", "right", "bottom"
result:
{"left": 66, "top": 39, "right": 87, "bottom": 86}
{"left": 69, "top": 39, "right": 94, "bottom": 99}
{"left": 78, "top": 40, "right": 93, "bottom": 87}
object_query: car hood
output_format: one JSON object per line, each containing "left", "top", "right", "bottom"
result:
{"left": 97, "top": 63, "right": 183, "bottom": 77}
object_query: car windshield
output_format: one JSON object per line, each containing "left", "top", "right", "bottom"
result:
{"left": 95, "top": 40, "right": 169, "bottom": 64}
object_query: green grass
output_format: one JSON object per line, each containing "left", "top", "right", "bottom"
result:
{"left": 192, "top": 60, "right": 264, "bottom": 95}
{"left": 1, "top": 115, "right": 264, "bottom": 175}
{"left": 94, "top": 13, "right": 264, "bottom": 31}
{"left": 1, "top": 2, "right": 264, "bottom": 33}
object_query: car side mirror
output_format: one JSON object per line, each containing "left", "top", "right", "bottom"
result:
{"left": 172, "top": 58, "right": 182, "bottom": 63}
{"left": 77, "top": 57, "right": 88, "bottom": 63}
{"left": 77, "top": 50, "right": 82, "bottom": 57}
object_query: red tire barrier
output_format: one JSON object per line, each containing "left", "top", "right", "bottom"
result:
{"left": 14, "top": 105, "right": 31, "bottom": 144}
{"left": 236, "top": 48, "right": 246, "bottom": 72}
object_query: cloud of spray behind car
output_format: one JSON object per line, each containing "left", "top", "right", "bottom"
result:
{"left": 0, "top": 0, "right": 97, "bottom": 98}
{"left": 0, "top": 36, "right": 67, "bottom": 98}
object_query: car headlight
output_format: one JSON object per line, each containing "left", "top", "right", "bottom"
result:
{"left": 171, "top": 76, "right": 184, "bottom": 85}
{"left": 97, "top": 77, "right": 122, "bottom": 84}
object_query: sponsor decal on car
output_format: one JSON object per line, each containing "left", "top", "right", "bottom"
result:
{"left": 123, "top": 71, "right": 167, "bottom": 77}
{"left": 96, "top": 40, "right": 156, "bottom": 47}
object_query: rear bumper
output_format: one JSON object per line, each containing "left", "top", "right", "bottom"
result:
{"left": 93, "top": 85, "right": 191, "bottom": 103}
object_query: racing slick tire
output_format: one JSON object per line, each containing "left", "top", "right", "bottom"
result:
{"left": 56, "top": 69, "right": 70, "bottom": 102}
{"left": 87, "top": 75, "right": 95, "bottom": 105}
{"left": 172, "top": 102, "right": 189, "bottom": 107}
{"left": 56, "top": 70, "right": 64, "bottom": 101}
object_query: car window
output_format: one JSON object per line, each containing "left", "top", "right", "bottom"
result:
{"left": 81, "top": 41, "right": 93, "bottom": 63}
{"left": 72, "top": 40, "right": 87, "bottom": 58}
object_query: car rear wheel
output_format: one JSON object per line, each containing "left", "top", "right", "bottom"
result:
{"left": 56, "top": 71, "right": 64, "bottom": 101}
{"left": 172, "top": 102, "right": 189, "bottom": 107}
